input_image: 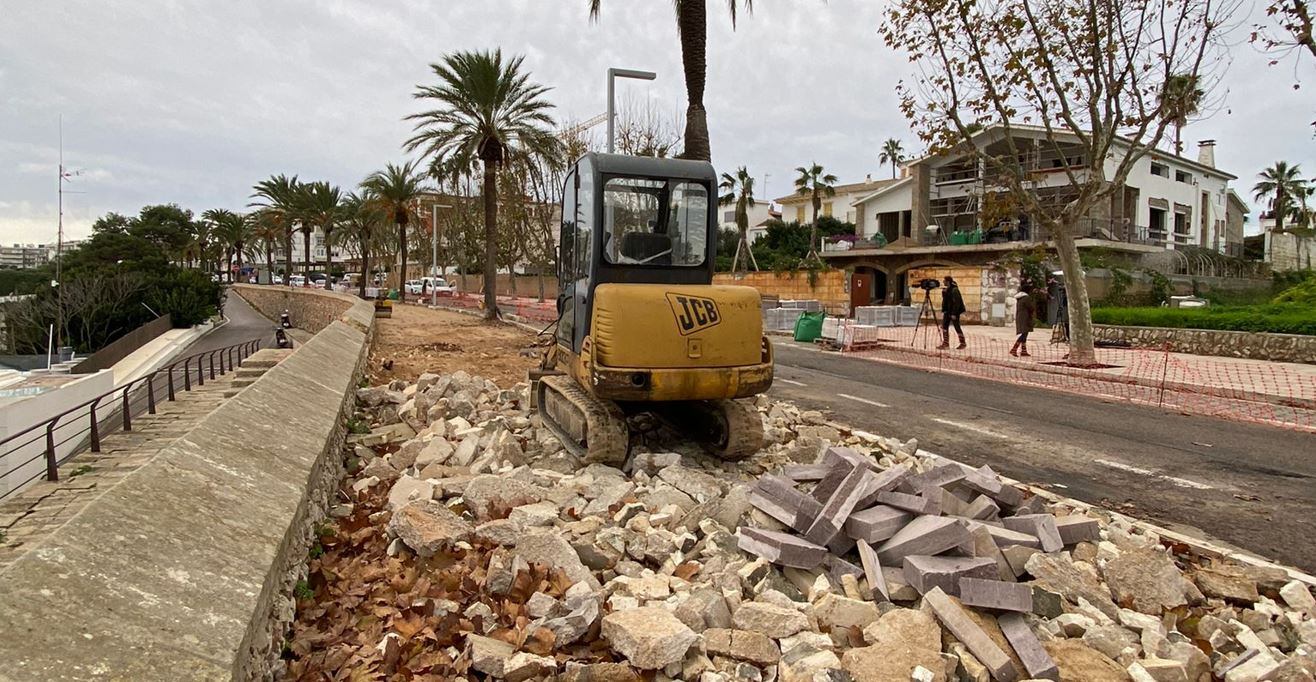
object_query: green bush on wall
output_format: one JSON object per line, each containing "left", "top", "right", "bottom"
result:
{"left": 1092, "top": 304, "right": 1316, "bottom": 336}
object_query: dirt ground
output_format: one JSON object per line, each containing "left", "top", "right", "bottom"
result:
{"left": 367, "top": 303, "right": 542, "bottom": 387}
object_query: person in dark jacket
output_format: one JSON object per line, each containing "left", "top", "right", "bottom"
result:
{"left": 1011, "top": 286, "right": 1035, "bottom": 357}
{"left": 937, "top": 275, "right": 967, "bottom": 349}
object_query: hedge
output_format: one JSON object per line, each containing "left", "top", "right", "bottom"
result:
{"left": 1091, "top": 304, "right": 1316, "bottom": 336}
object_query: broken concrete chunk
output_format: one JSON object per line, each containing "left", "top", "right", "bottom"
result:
{"left": 964, "top": 495, "right": 1001, "bottom": 521}
{"left": 814, "top": 592, "right": 882, "bottom": 630}
{"left": 467, "top": 634, "right": 516, "bottom": 677}
{"left": 1193, "top": 565, "right": 1260, "bottom": 604}
{"left": 515, "top": 530, "right": 601, "bottom": 589}
{"left": 960, "top": 578, "right": 1034, "bottom": 613}
{"left": 386, "top": 500, "right": 473, "bottom": 557}
{"left": 703, "top": 628, "right": 781, "bottom": 666}
{"left": 1102, "top": 547, "right": 1199, "bottom": 615}
{"left": 601, "top": 606, "right": 698, "bottom": 670}
{"left": 386, "top": 476, "right": 435, "bottom": 512}
{"left": 1279, "top": 579, "right": 1316, "bottom": 615}
{"left": 732, "top": 601, "right": 810, "bottom": 638}
{"left": 875, "top": 490, "right": 941, "bottom": 515}
{"left": 902, "top": 555, "right": 998, "bottom": 597}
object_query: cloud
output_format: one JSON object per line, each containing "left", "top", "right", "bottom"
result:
{"left": 1, "top": 0, "right": 1312, "bottom": 244}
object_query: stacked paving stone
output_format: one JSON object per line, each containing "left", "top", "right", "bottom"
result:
{"left": 321, "top": 371, "right": 1316, "bottom": 682}
{"left": 738, "top": 444, "right": 1104, "bottom": 680}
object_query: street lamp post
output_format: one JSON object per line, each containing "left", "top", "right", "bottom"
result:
{"left": 431, "top": 202, "right": 452, "bottom": 306}
{"left": 606, "top": 68, "right": 657, "bottom": 153}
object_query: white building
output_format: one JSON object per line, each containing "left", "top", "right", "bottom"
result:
{"left": 0, "top": 244, "right": 51, "bottom": 269}
{"left": 848, "top": 126, "right": 1238, "bottom": 254}
{"left": 1259, "top": 214, "right": 1316, "bottom": 271}
{"left": 774, "top": 176, "right": 897, "bottom": 227}
{"left": 719, "top": 203, "right": 781, "bottom": 244}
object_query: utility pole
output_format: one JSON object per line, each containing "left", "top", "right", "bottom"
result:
{"left": 55, "top": 117, "right": 82, "bottom": 354}
{"left": 606, "top": 68, "right": 657, "bottom": 153}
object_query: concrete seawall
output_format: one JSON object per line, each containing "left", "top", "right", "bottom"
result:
{"left": 0, "top": 287, "right": 374, "bottom": 680}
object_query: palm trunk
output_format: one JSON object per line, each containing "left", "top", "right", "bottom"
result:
{"left": 266, "top": 245, "right": 274, "bottom": 285}
{"left": 675, "top": 0, "right": 711, "bottom": 161}
{"left": 302, "top": 229, "right": 312, "bottom": 278}
{"left": 236, "top": 242, "right": 244, "bottom": 282}
{"left": 483, "top": 160, "right": 499, "bottom": 320}
{"left": 1053, "top": 225, "right": 1096, "bottom": 366}
{"left": 323, "top": 228, "right": 333, "bottom": 290}
{"left": 359, "top": 229, "right": 370, "bottom": 299}
{"left": 809, "top": 196, "right": 820, "bottom": 259}
{"left": 891, "top": 161, "right": 898, "bottom": 179}
{"left": 284, "top": 227, "right": 293, "bottom": 286}
{"left": 399, "top": 221, "right": 408, "bottom": 302}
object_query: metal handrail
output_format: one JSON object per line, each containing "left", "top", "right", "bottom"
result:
{"left": 0, "top": 337, "right": 263, "bottom": 499}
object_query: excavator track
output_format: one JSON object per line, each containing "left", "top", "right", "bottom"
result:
{"left": 653, "top": 399, "right": 765, "bottom": 462}
{"left": 537, "top": 375, "right": 630, "bottom": 466}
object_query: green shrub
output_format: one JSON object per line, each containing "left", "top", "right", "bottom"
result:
{"left": 1273, "top": 276, "right": 1316, "bottom": 305}
{"left": 1092, "top": 303, "right": 1316, "bottom": 336}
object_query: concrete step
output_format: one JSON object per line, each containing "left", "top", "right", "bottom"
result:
{"left": 234, "top": 367, "right": 266, "bottom": 379}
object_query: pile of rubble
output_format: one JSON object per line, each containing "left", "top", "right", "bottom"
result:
{"left": 288, "top": 369, "right": 1316, "bottom": 682}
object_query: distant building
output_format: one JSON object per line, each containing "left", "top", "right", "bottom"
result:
{"left": 719, "top": 203, "right": 780, "bottom": 244}
{"left": 1258, "top": 213, "right": 1315, "bottom": 271}
{"left": 775, "top": 176, "right": 896, "bottom": 226}
{"left": 0, "top": 244, "right": 50, "bottom": 270}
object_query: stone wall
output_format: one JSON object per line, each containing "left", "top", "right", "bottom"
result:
{"left": 1093, "top": 324, "right": 1316, "bottom": 364}
{"left": 232, "top": 283, "right": 364, "bottom": 334}
{"left": 0, "top": 289, "right": 375, "bottom": 680}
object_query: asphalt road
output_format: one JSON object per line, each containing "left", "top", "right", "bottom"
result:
{"left": 768, "top": 340, "right": 1316, "bottom": 573}
{"left": 188, "top": 288, "right": 278, "bottom": 355}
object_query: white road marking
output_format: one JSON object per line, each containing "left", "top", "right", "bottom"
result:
{"left": 776, "top": 378, "right": 807, "bottom": 387}
{"left": 929, "top": 417, "right": 1008, "bottom": 438}
{"left": 1094, "top": 458, "right": 1215, "bottom": 490}
{"left": 838, "top": 393, "right": 890, "bottom": 408}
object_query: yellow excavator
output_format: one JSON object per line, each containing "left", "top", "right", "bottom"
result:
{"left": 531, "top": 153, "right": 774, "bottom": 466}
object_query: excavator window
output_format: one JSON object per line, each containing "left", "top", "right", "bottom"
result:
{"left": 602, "top": 177, "right": 708, "bottom": 267}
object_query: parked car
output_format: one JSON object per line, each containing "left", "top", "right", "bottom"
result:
{"left": 272, "top": 274, "right": 283, "bottom": 285}
{"left": 312, "top": 276, "right": 327, "bottom": 288}
{"left": 289, "top": 275, "right": 306, "bottom": 288}
{"left": 404, "top": 279, "right": 425, "bottom": 295}
{"left": 423, "top": 276, "right": 456, "bottom": 296}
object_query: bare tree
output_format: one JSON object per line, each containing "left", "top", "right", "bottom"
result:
{"left": 881, "top": 0, "right": 1236, "bottom": 365}
{"left": 1255, "top": 0, "right": 1316, "bottom": 60}
{"left": 615, "top": 93, "right": 685, "bottom": 158}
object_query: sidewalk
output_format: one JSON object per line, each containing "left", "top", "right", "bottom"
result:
{"left": 834, "top": 323, "right": 1316, "bottom": 431}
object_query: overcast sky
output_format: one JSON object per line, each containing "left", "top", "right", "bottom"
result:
{"left": 2, "top": 1, "right": 1313, "bottom": 244}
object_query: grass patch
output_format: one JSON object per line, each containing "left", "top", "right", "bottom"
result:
{"left": 294, "top": 579, "right": 314, "bottom": 601}
{"left": 1092, "top": 303, "right": 1316, "bottom": 336}
{"left": 346, "top": 418, "right": 370, "bottom": 435}
{"left": 69, "top": 465, "right": 94, "bottom": 478}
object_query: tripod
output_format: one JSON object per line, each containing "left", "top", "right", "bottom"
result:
{"left": 910, "top": 287, "right": 938, "bottom": 347}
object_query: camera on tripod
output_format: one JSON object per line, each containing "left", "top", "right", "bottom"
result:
{"left": 916, "top": 278, "right": 941, "bottom": 291}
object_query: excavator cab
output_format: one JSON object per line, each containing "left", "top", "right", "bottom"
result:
{"left": 534, "top": 153, "right": 773, "bottom": 466}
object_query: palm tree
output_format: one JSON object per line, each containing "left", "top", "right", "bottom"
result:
{"left": 719, "top": 166, "right": 758, "bottom": 273}
{"left": 589, "top": 0, "right": 752, "bottom": 161}
{"left": 186, "top": 219, "right": 214, "bottom": 273}
{"left": 1161, "top": 74, "right": 1204, "bottom": 155}
{"left": 360, "top": 162, "right": 426, "bottom": 302}
{"left": 250, "top": 174, "right": 301, "bottom": 283}
{"left": 794, "top": 163, "right": 838, "bottom": 261}
{"left": 341, "top": 191, "right": 385, "bottom": 298}
{"left": 405, "top": 49, "right": 558, "bottom": 319}
{"left": 879, "top": 138, "right": 906, "bottom": 179}
{"left": 1253, "top": 161, "right": 1306, "bottom": 233}
{"left": 299, "top": 182, "right": 344, "bottom": 289}
{"left": 204, "top": 209, "right": 249, "bottom": 282}
{"left": 249, "top": 209, "right": 282, "bottom": 283}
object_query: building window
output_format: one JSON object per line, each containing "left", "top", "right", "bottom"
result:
{"left": 823, "top": 202, "right": 833, "bottom": 217}
{"left": 1149, "top": 207, "right": 1168, "bottom": 242}
{"left": 1150, "top": 163, "right": 1169, "bottom": 178}
{"left": 796, "top": 206, "right": 806, "bottom": 223}
{"left": 1175, "top": 170, "right": 1192, "bottom": 183}
{"left": 723, "top": 210, "right": 737, "bottom": 223}
{"left": 1174, "top": 211, "right": 1191, "bottom": 243}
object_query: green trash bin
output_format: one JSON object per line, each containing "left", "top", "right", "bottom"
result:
{"left": 793, "top": 310, "right": 826, "bottom": 342}
{"left": 949, "top": 232, "right": 968, "bottom": 246}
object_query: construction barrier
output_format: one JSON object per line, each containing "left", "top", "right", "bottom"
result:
{"left": 825, "top": 321, "right": 1316, "bottom": 432}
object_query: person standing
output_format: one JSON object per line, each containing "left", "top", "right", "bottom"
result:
{"left": 937, "top": 275, "right": 967, "bottom": 350}
{"left": 1011, "top": 286, "right": 1035, "bottom": 357}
